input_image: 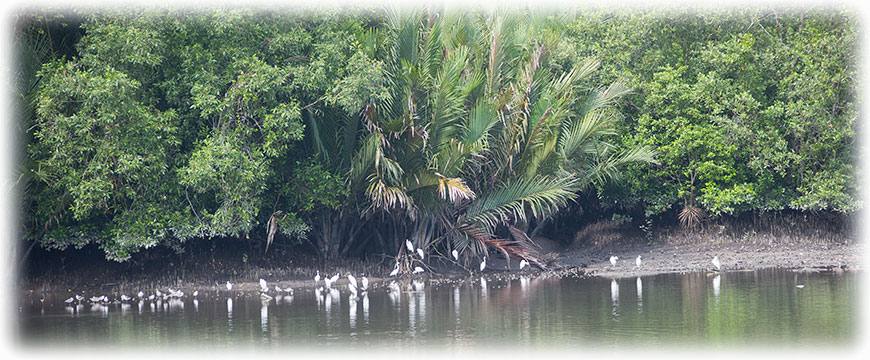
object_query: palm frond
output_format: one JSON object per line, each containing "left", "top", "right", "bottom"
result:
{"left": 575, "top": 145, "right": 657, "bottom": 187}
{"left": 436, "top": 174, "right": 476, "bottom": 205}
{"left": 463, "top": 100, "right": 499, "bottom": 145}
{"left": 462, "top": 176, "right": 577, "bottom": 230}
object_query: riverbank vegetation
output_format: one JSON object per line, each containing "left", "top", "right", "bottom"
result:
{"left": 15, "top": 5, "right": 860, "bottom": 271}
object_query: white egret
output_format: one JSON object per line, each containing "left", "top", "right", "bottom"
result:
{"left": 406, "top": 239, "right": 414, "bottom": 252}
{"left": 193, "top": 290, "right": 199, "bottom": 297}
{"left": 636, "top": 255, "right": 642, "bottom": 268}
{"left": 325, "top": 273, "right": 340, "bottom": 288}
{"left": 348, "top": 274, "right": 358, "bottom": 290}
{"left": 75, "top": 295, "right": 84, "bottom": 303}
{"left": 226, "top": 281, "right": 233, "bottom": 291}
{"left": 796, "top": 284, "right": 805, "bottom": 289}
{"left": 452, "top": 249, "right": 459, "bottom": 261}
{"left": 389, "top": 263, "right": 400, "bottom": 277}
{"left": 90, "top": 296, "right": 103, "bottom": 303}
{"left": 712, "top": 256, "right": 721, "bottom": 271}
{"left": 413, "top": 267, "right": 425, "bottom": 274}
{"left": 65, "top": 297, "right": 74, "bottom": 304}
{"left": 609, "top": 256, "right": 618, "bottom": 267}
{"left": 314, "top": 270, "right": 321, "bottom": 283}
{"left": 156, "top": 289, "right": 162, "bottom": 297}
{"left": 259, "top": 279, "right": 269, "bottom": 292}
{"left": 479, "top": 256, "right": 487, "bottom": 272}
{"left": 361, "top": 277, "right": 369, "bottom": 291}
{"left": 137, "top": 291, "right": 144, "bottom": 299}
{"left": 147, "top": 294, "right": 156, "bottom": 301}
{"left": 417, "top": 248, "right": 425, "bottom": 260}
{"left": 519, "top": 259, "right": 529, "bottom": 270}
{"left": 120, "top": 295, "right": 131, "bottom": 302}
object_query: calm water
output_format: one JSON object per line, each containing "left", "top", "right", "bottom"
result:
{"left": 19, "top": 269, "right": 857, "bottom": 348}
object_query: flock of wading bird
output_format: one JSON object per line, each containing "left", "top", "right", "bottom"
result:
{"left": 60, "top": 239, "right": 732, "bottom": 309}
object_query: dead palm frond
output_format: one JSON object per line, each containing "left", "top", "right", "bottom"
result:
{"left": 679, "top": 204, "right": 705, "bottom": 229}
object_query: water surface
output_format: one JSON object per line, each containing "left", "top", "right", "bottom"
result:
{"left": 20, "top": 269, "right": 857, "bottom": 348}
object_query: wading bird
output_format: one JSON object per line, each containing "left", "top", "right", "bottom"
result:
{"left": 413, "top": 267, "right": 425, "bottom": 274}
{"left": 259, "top": 279, "right": 269, "bottom": 293}
{"left": 65, "top": 297, "right": 74, "bottom": 304}
{"left": 347, "top": 274, "right": 358, "bottom": 291}
{"left": 193, "top": 290, "right": 198, "bottom": 297}
{"left": 610, "top": 256, "right": 618, "bottom": 267}
{"left": 712, "top": 256, "right": 721, "bottom": 271}
{"left": 389, "top": 263, "right": 400, "bottom": 277}
{"left": 519, "top": 259, "right": 529, "bottom": 270}
{"left": 314, "top": 270, "right": 321, "bottom": 283}
{"left": 226, "top": 281, "right": 233, "bottom": 291}
{"left": 480, "top": 256, "right": 487, "bottom": 272}
{"left": 636, "top": 255, "right": 642, "bottom": 268}
{"left": 452, "top": 249, "right": 459, "bottom": 261}
{"left": 137, "top": 291, "right": 144, "bottom": 299}
{"left": 325, "top": 273, "right": 340, "bottom": 288}
{"left": 120, "top": 295, "right": 131, "bottom": 302}
{"left": 417, "top": 248, "right": 425, "bottom": 260}
{"left": 406, "top": 239, "right": 414, "bottom": 252}
{"left": 361, "top": 277, "right": 369, "bottom": 291}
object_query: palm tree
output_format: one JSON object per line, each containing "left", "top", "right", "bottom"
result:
{"left": 298, "top": 7, "right": 654, "bottom": 265}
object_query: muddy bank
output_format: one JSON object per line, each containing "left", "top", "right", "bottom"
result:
{"left": 18, "top": 217, "right": 863, "bottom": 297}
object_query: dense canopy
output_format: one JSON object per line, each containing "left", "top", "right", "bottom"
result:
{"left": 16, "top": 6, "right": 860, "bottom": 262}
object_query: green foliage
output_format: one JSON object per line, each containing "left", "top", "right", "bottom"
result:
{"left": 24, "top": 9, "right": 374, "bottom": 260}
{"left": 570, "top": 8, "right": 860, "bottom": 217}
{"left": 20, "top": 6, "right": 858, "bottom": 262}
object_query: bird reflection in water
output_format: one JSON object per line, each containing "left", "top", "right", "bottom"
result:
{"left": 611, "top": 279, "right": 620, "bottom": 319}
{"left": 712, "top": 274, "right": 721, "bottom": 304}
{"left": 636, "top": 277, "right": 643, "bottom": 313}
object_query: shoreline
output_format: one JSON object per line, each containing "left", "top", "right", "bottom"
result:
{"left": 19, "top": 235, "right": 863, "bottom": 298}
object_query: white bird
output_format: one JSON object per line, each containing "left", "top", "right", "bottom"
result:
{"left": 609, "top": 256, "right": 618, "bottom": 266}
{"left": 314, "top": 270, "right": 321, "bottom": 283}
{"left": 147, "top": 294, "right": 156, "bottom": 301}
{"left": 325, "top": 273, "right": 340, "bottom": 288}
{"left": 347, "top": 274, "right": 358, "bottom": 290}
{"left": 156, "top": 289, "right": 162, "bottom": 297}
{"left": 64, "top": 297, "right": 74, "bottom": 304}
{"left": 413, "top": 267, "right": 424, "bottom": 274}
{"left": 416, "top": 248, "right": 425, "bottom": 260}
{"left": 636, "top": 255, "right": 642, "bottom": 268}
{"left": 120, "top": 295, "right": 131, "bottom": 302}
{"left": 137, "top": 291, "right": 144, "bottom": 299}
{"left": 796, "top": 284, "right": 805, "bottom": 289}
{"left": 90, "top": 296, "right": 103, "bottom": 303}
{"left": 226, "top": 281, "right": 233, "bottom": 291}
{"left": 259, "top": 278, "right": 269, "bottom": 292}
{"left": 406, "top": 239, "right": 414, "bottom": 252}
{"left": 712, "top": 256, "right": 721, "bottom": 271}
{"left": 452, "top": 249, "right": 459, "bottom": 260}
{"left": 75, "top": 295, "right": 84, "bottom": 302}
{"left": 361, "top": 277, "right": 369, "bottom": 291}
{"left": 480, "top": 256, "right": 487, "bottom": 272}
{"left": 389, "top": 263, "right": 400, "bottom": 277}
{"left": 519, "top": 259, "right": 529, "bottom": 270}
{"left": 193, "top": 290, "right": 199, "bottom": 297}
